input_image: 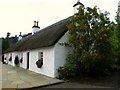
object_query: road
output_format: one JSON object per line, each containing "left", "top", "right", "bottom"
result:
{"left": 28, "top": 72, "right": 120, "bottom": 90}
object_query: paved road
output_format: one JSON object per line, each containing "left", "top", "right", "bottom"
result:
{"left": 28, "top": 82, "right": 119, "bottom": 90}
{"left": 0, "top": 61, "right": 63, "bottom": 89}
{"left": 0, "top": 55, "right": 120, "bottom": 90}
{"left": 29, "top": 72, "right": 120, "bottom": 90}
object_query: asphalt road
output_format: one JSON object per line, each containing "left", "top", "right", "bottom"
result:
{"left": 27, "top": 72, "right": 120, "bottom": 90}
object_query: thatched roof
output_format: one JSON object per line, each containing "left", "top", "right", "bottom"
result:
{"left": 5, "top": 35, "right": 32, "bottom": 53}
{"left": 5, "top": 17, "right": 71, "bottom": 53}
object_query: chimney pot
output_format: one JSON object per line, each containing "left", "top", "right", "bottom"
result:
{"left": 34, "top": 21, "right": 36, "bottom": 26}
{"left": 77, "top": 0, "right": 80, "bottom": 2}
{"left": 20, "top": 32, "right": 21, "bottom": 36}
{"left": 37, "top": 21, "right": 39, "bottom": 26}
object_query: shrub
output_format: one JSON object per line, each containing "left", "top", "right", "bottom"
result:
{"left": 58, "top": 64, "right": 77, "bottom": 79}
{"left": 14, "top": 56, "right": 19, "bottom": 65}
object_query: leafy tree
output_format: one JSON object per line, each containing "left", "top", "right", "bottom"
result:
{"left": 110, "top": 5, "right": 120, "bottom": 70}
{"left": 58, "top": 6, "right": 115, "bottom": 79}
{"left": 6, "top": 32, "right": 11, "bottom": 38}
{"left": 2, "top": 38, "right": 10, "bottom": 54}
{"left": 116, "top": 10, "right": 120, "bottom": 69}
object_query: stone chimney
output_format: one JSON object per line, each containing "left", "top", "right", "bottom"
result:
{"left": 18, "top": 32, "right": 22, "bottom": 40}
{"left": 32, "top": 21, "right": 40, "bottom": 34}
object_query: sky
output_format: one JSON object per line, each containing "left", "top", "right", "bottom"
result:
{"left": 0, "top": 0, "right": 119, "bottom": 38}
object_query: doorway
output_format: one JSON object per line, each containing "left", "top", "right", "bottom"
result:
{"left": 27, "top": 52, "right": 29, "bottom": 69}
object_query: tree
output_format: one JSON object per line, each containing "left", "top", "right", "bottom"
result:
{"left": 58, "top": 6, "right": 115, "bottom": 79}
{"left": 2, "top": 38, "right": 9, "bottom": 54}
{"left": 110, "top": 3, "right": 120, "bottom": 70}
{"left": 6, "top": 32, "right": 11, "bottom": 38}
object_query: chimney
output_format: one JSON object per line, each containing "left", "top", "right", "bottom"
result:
{"left": 18, "top": 32, "right": 22, "bottom": 40}
{"left": 37, "top": 21, "right": 39, "bottom": 26}
{"left": 32, "top": 21, "right": 40, "bottom": 34}
{"left": 34, "top": 21, "right": 37, "bottom": 26}
{"left": 73, "top": 0, "right": 84, "bottom": 14}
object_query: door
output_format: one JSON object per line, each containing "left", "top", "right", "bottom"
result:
{"left": 27, "top": 52, "right": 29, "bottom": 69}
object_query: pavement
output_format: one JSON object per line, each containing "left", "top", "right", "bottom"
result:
{"left": 0, "top": 54, "right": 119, "bottom": 90}
{"left": 0, "top": 61, "right": 63, "bottom": 89}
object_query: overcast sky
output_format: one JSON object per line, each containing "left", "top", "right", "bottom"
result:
{"left": 0, "top": 0, "right": 119, "bottom": 37}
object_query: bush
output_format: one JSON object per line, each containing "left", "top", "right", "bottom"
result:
{"left": 14, "top": 56, "right": 19, "bottom": 65}
{"left": 58, "top": 64, "right": 77, "bottom": 79}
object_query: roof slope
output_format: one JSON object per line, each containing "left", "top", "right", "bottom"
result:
{"left": 5, "top": 35, "right": 32, "bottom": 53}
{"left": 5, "top": 17, "right": 71, "bottom": 53}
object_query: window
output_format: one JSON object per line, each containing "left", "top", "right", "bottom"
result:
{"left": 36, "top": 52, "right": 43, "bottom": 68}
{"left": 20, "top": 53, "right": 23, "bottom": 63}
{"left": 38, "top": 52, "right": 43, "bottom": 60}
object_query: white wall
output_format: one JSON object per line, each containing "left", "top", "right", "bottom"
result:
{"left": 32, "top": 27, "right": 40, "bottom": 34}
{"left": 3, "top": 32, "right": 70, "bottom": 78}
{"left": 4, "top": 53, "right": 8, "bottom": 64}
{"left": 54, "top": 32, "right": 70, "bottom": 77}
{"left": 4, "top": 52, "right": 20, "bottom": 66}
{"left": 4, "top": 47, "right": 55, "bottom": 78}
{"left": 8, "top": 53, "right": 13, "bottom": 66}
{"left": 29, "top": 46, "right": 55, "bottom": 78}
{"left": 4, "top": 53, "right": 11, "bottom": 65}
{"left": 19, "top": 52, "right": 26, "bottom": 69}
{"left": 12, "top": 52, "right": 20, "bottom": 66}
{"left": 4, "top": 51, "right": 29, "bottom": 69}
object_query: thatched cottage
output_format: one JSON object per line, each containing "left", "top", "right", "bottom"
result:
{"left": 4, "top": 17, "right": 71, "bottom": 78}
{"left": 4, "top": 0, "right": 84, "bottom": 78}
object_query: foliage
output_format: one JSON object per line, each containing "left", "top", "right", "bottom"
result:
{"left": 58, "top": 6, "right": 116, "bottom": 79}
{"left": 2, "top": 38, "right": 10, "bottom": 54}
{"left": 110, "top": 8, "right": 120, "bottom": 70}
{"left": 2, "top": 33, "right": 18, "bottom": 54}
{"left": 14, "top": 56, "right": 19, "bottom": 65}
{"left": 7, "top": 32, "right": 11, "bottom": 38}
{"left": 58, "top": 54, "right": 77, "bottom": 79}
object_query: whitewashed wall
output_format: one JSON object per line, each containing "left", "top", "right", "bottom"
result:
{"left": 4, "top": 32, "right": 70, "bottom": 78}
{"left": 12, "top": 52, "right": 19, "bottom": 66}
{"left": 4, "top": 52, "right": 19, "bottom": 66}
{"left": 8, "top": 53, "right": 13, "bottom": 66}
{"left": 19, "top": 52, "right": 26, "bottom": 69}
{"left": 4, "top": 53, "right": 8, "bottom": 64}
{"left": 54, "top": 32, "right": 69, "bottom": 77}
{"left": 28, "top": 46, "right": 55, "bottom": 78}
